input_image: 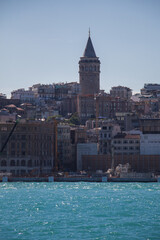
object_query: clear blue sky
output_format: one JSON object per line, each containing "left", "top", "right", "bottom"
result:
{"left": 0, "top": 0, "right": 160, "bottom": 97}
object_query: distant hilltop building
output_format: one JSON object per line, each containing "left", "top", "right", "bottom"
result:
{"left": 141, "top": 83, "right": 160, "bottom": 96}
{"left": 79, "top": 32, "right": 100, "bottom": 95}
{"left": 110, "top": 86, "right": 132, "bottom": 100}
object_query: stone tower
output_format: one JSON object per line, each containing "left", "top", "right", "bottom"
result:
{"left": 79, "top": 33, "right": 100, "bottom": 95}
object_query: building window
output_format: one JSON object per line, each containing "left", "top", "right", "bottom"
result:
{"left": 21, "top": 135, "right": 26, "bottom": 140}
{"left": 11, "top": 142, "right": 15, "bottom": 148}
{"left": 28, "top": 160, "right": 32, "bottom": 167}
{"left": 21, "top": 160, "right": 26, "bottom": 166}
{"left": 11, "top": 151, "right": 15, "bottom": 156}
{"left": 21, "top": 142, "right": 26, "bottom": 149}
{"left": 10, "top": 160, "right": 15, "bottom": 166}
{"left": 21, "top": 151, "right": 25, "bottom": 156}
{"left": 1, "top": 160, "right": 6, "bottom": 166}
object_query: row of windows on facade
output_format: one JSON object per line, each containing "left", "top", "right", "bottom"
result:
{"left": 1, "top": 150, "right": 52, "bottom": 156}
{"left": 113, "top": 140, "right": 139, "bottom": 144}
{"left": 58, "top": 129, "right": 70, "bottom": 133}
{"left": 99, "top": 133, "right": 111, "bottom": 138}
{"left": 99, "top": 150, "right": 139, "bottom": 155}
{"left": 2, "top": 140, "right": 52, "bottom": 148}
{"left": 114, "top": 146, "right": 140, "bottom": 150}
{"left": 81, "top": 103, "right": 129, "bottom": 108}
{"left": 0, "top": 126, "right": 49, "bottom": 132}
{"left": 1, "top": 135, "right": 52, "bottom": 141}
{"left": 80, "top": 66, "right": 100, "bottom": 72}
{"left": 0, "top": 159, "right": 52, "bottom": 167}
{"left": 10, "top": 142, "right": 52, "bottom": 149}
{"left": 58, "top": 142, "right": 70, "bottom": 147}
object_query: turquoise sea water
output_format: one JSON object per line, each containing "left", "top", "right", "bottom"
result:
{"left": 0, "top": 182, "right": 160, "bottom": 240}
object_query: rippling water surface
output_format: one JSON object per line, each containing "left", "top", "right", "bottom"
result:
{"left": 0, "top": 182, "right": 160, "bottom": 240}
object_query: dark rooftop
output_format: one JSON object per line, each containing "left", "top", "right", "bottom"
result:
{"left": 83, "top": 36, "right": 97, "bottom": 58}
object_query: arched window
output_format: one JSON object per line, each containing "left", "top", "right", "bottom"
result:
{"left": 10, "top": 160, "right": 15, "bottom": 166}
{"left": 21, "top": 160, "right": 26, "bottom": 166}
{"left": 1, "top": 160, "right": 6, "bottom": 166}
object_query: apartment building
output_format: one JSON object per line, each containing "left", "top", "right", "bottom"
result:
{"left": 0, "top": 121, "right": 55, "bottom": 176}
{"left": 112, "top": 133, "right": 140, "bottom": 155}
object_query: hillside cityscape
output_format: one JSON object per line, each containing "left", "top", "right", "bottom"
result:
{"left": 0, "top": 34, "right": 160, "bottom": 178}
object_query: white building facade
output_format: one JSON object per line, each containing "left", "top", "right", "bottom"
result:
{"left": 140, "top": 134, "right": 160, "bottom": 155}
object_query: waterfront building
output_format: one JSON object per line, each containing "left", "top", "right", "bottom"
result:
{"left": 140, "top": 118, "right": 160, "bottom": 155}
{"left": 70, "top": 126, "right": 87, "bottom": 170}
{"left": 112, "top": 133, "right": 140, "bottom": 155}
{"left": 99, "top": 122, "right": 121, "bottom": 154}
{"left": 77, "top": 142, "right": 98, "bottom": 171}
{"left": 57, "top": 124, "right": 72, "bottom": 170}
{"left": 82, "top": 154, "right": 160, "bottom": 174}
{"left": 140, "top": 134, "right": 160, "bottom": 155}
{"left": 0, "top": 121, "right": 55, "bottom": 176}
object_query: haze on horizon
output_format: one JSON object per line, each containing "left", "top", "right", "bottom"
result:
{"left": 0, "top": 0, "right": 160, "bottom": 97}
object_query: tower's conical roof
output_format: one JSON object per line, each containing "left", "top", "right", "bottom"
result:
{"left": 83, "top": 36, "right": 97, "bottom": 58}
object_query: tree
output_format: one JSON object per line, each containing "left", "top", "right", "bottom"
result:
{"left": 69, "top": 112, "right": 80, "bottom": 125}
